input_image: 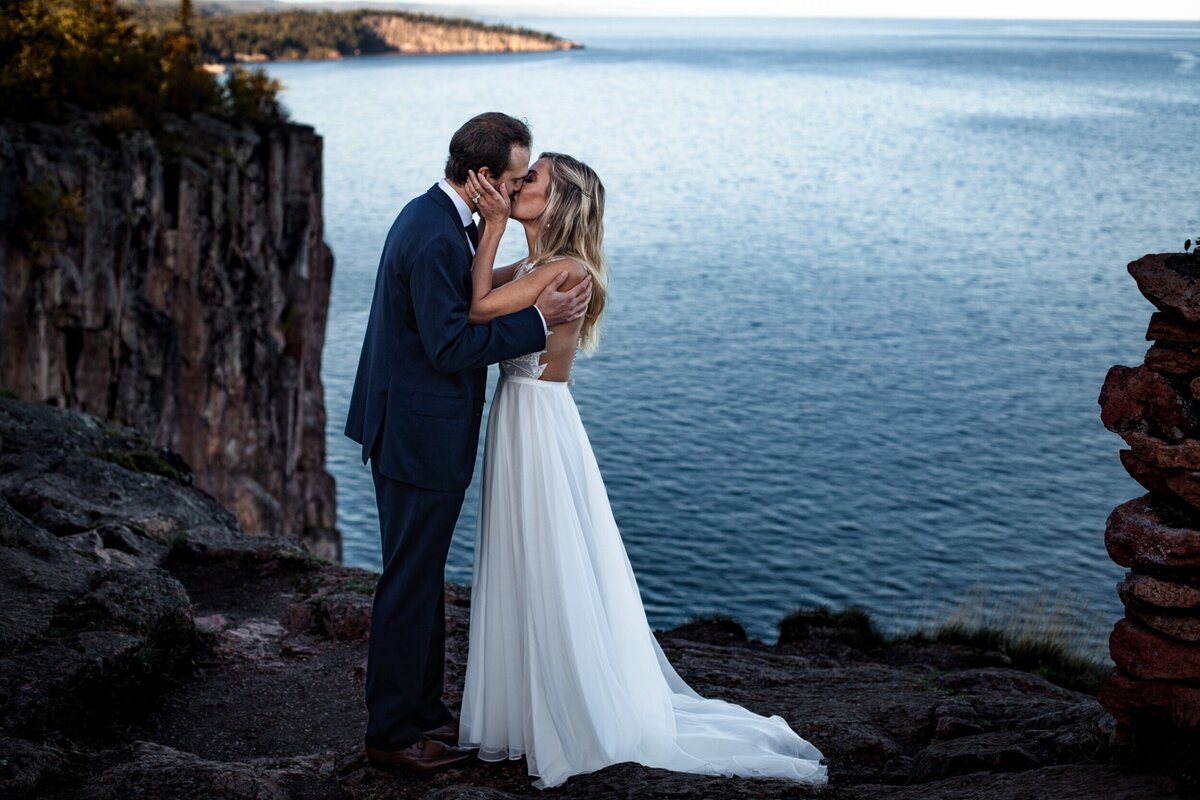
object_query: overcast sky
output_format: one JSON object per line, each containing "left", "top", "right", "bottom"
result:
{"left": 307, "top": 0, "right": 1200, "bottom": 20}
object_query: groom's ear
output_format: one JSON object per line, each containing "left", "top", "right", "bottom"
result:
{"left": 477, "top": 166, "right": 492, "bottom": 181}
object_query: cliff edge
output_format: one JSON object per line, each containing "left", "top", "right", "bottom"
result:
{"left": 0, "top": 113, "right": 338, "bottom": 558}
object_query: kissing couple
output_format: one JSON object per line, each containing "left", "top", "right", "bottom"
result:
{"left": 344, "top": 112, "right": 827, "bottom": 790}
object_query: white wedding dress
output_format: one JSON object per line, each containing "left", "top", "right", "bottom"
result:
{"left": 459, "top": 264, "right": 827, "bottom": 790}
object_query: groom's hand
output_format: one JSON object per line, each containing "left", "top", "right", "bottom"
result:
{"left": 535, "top": 272, "right": 592, "bottom": 328}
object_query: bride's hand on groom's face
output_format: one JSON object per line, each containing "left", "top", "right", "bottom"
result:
{"left": 467, "top": 170, "right": 510, "bottom": 227}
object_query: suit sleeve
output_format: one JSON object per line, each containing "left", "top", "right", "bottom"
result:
{"left": 409, "top": 233, "right": 547, "bottom": 373}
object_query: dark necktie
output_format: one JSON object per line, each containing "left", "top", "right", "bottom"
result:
{"left": 465, "top": 220, "right": 479, "bottom": 251}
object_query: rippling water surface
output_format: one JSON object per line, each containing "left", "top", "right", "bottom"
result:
{"left": 265, "top": 17, "right": 1200, "bottom": 651}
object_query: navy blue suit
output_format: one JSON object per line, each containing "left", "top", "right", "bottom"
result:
{"left": 345, "top": 184, "right": 545, "bottom": 750}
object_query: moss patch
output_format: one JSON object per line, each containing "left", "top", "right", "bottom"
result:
{"left": 89, "top": 448, "right": 182, "bottom": 483}
{"left": 340, "top": 576, "right": 377, "bottom": 595}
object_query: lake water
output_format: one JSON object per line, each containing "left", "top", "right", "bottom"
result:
{"left": 266, "top": 17, "right": 1200, "bottom": 653}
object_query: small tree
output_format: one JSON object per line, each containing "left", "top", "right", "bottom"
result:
{"left": 160, "top": 0, "right": 220, "bottom": 115}
{"left": 223, "top": 65, "right": 287, "bottom": 123}
{"left": 178, "top": 0, "right": 194, "bottom": 34}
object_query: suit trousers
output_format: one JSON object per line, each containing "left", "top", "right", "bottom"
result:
{"left": 364, "top": 460, "right": 464, "bottom": 749}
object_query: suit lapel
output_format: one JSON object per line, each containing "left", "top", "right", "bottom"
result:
{"left": 426, "top": 184, "right": 474, "bottom": 258}
{"left": 427, "top": 184, "right": 465, "bottom": 228}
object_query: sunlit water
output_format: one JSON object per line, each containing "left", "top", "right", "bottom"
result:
{"left": 265, "top": 18, "right": 1200, "bottom": 653}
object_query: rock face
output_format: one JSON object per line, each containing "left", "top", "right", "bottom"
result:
{"left": 360, "top": 15, "right": 581, "bottom": 55}
{"left": 0, "top": 113, "right": 338, "bottom": 559}
{"left": 1098, "top": 252, "right": 1200, "bottom": 736}
{"left": 1, "top": 397, "right": 1188, "bottom": 799}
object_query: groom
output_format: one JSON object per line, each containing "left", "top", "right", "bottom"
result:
{"left": 344, "top": 112, "right": 592, "bottom": 774}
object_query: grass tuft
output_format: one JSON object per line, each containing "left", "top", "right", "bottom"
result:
{"left": 775, "top": 587, "right": 1110, "bottom": 693}
{"left": 893, "top": 586, "right": 1111, "bottom": 693}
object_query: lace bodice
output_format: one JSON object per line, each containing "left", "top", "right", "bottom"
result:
{"left": 499, "top": 260, "right": 571, "bottom": 382}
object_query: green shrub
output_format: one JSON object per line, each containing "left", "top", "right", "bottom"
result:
{"left": 223, "top": 64, "right": 287, "bottom": 123}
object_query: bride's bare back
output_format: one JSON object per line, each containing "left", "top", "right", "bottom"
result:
{"left": 509, "top": 258, "right": 588, "bottom": 382}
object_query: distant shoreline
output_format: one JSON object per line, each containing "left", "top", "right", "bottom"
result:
{"left": 200, "top": 45, "right": 580, "bottom": 72}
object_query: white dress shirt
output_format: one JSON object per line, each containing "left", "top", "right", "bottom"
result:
{"left": 437, "top": 178, "right": 548, "bottom": 335}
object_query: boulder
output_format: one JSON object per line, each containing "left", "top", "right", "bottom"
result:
{"left": 1110, "top": 618, "right": 1200, "bottom": 680}
{"left": 1145, "top": 344, "right": 1200, "bottom": 375}
{"left": 1099, "top": 365, "right": 1198, "bottom": 440}
{"left": 1147, "top": 311, "right": 1200, "bottom": 343}
{"left": 1100, "top": 668, "right": 1200, "bottom": 728}
{"left": 1105, "top": 495, "right": 1200, "bottom": 569}
{"left": 1129, "top": 253, "right": 1200, "bottom": 323}
{"left": 1116, "top": 429, "right": 1200, "bottom": 470}
{"left": 1119, "top": 449, "right": 1176, "bottom": 499}
{"left": 1118, "top": 572, "right": 1200, "bottom": 611}
{"left": 1125, "top": 608, "right": 1200, "bottom": 644}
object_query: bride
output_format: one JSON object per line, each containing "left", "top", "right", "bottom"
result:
{"left": 456, "top": 154, "right": 827, "bottom": 790}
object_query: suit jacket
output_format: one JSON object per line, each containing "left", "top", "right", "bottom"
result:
{"left": 344, "top": 183, "right": 546, "bottom": 493}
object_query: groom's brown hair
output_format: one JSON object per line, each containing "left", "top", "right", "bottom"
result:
{"left": 444, "top": 112, "right": 532, "bottom": 184}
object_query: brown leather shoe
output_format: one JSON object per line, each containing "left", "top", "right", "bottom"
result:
{"left": 365, "top": 737, "right": 474, "bottom": 774}
{"left": 421, "top": 720, "right": 459, "bottom": 746}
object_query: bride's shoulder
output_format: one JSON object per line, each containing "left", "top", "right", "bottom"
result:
{"left": 534, "top": 256, "right": 588, "bottom": 283}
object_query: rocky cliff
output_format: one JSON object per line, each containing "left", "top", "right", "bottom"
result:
{"left": 0, "top": 113, "right": 338, "bottom": 558}
{"left": 0, "top": 397, "right": 1187, "bottom": 799}
{"left": 360, "top": 15, "right": 580, "bottom": 55}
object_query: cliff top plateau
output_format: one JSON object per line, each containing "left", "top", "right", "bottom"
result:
{"left": 0, "top": 395, "right": 1188, "bottom": 799}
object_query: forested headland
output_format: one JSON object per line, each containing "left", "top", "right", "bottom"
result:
{"left": 126, "top": 2, "right": 582, "bottom": 63}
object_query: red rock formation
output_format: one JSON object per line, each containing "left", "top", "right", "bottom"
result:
{"left": 1099, "top": 252, "right": 1200, "bottom": 736}
{"left": 0, "top": 113, "right": 339, "bottom": 559}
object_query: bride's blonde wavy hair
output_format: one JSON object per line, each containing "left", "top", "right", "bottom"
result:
{"left": 528, "top": 152, "right": 607, "bottom": 355}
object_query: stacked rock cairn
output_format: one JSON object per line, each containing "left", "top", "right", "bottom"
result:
{"left": 1099, "top": 252, "right": 1200, "bottom": 741}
